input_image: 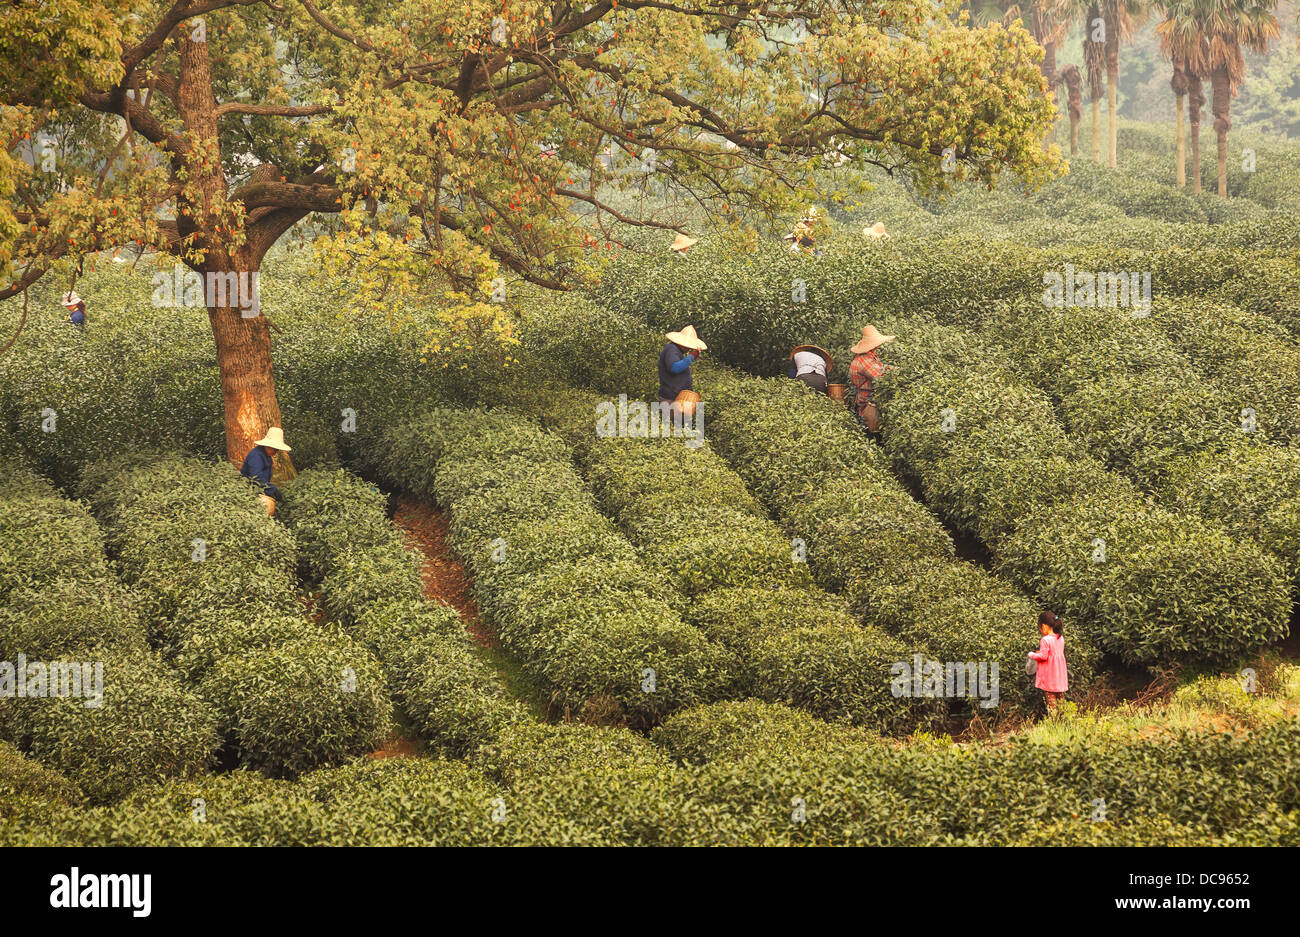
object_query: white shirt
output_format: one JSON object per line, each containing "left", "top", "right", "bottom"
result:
{"left": 793, "top": 350, "right": 827, "bottom": 377}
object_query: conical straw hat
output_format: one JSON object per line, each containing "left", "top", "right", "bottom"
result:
{"left": 790, "top": 344, "right": 833, "bottom": 372}
{"left": 665, "top": 325, "right": 707, "bottom": 351}
{"left": 849, "top": 325, "right": 896, "bottom": 355}
{"left": 253, "top": 426, "right": 292, "bottom": 452}
{"left": 669, "top": 233, "right": 698, "bottom": 252}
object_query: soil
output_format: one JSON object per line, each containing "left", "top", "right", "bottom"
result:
{"left": 359, "top": 496, "right": 510, "bottom": 759}
{"left": 391, "top": 495, "right": 499, "bottom": 649}
{"left": 368, "top": 737, "right": 422, "bottom": 760}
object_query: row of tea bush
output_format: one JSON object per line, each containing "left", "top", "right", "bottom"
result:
{"left": 282, "top": 468, "right": 528, "bottom": 754}
{"left": 5, "top": 693, "right": 1298, "bottom": 845}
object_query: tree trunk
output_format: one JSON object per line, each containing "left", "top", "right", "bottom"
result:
{"left": 1043, "top": 40, "right": 1058, "bottom": 144}
{"left": 1060, "top": 65, "right": 1082, "bottom": 156}
{"left": 1106, "top": 68, "right": 1118, "bottom": 168}
{"left": 1104, "top": 8, "right": 1119, "bottom": 169}
{"left": 1189, "top": 74, "right": 1204, "bottom": 195}
{"left": 1175, "top": 93, "right": 1186, "bottom": 186}
{"left": 208, "top": 269, "right": 289, "bottom": 471}
{"left": 1091, "top": 99, "right": 1101, "bottom": 161}
{"left": 176, "top": 27, "right": 295, "bottom": 474}
{"left": 1210, "top": 64, "right": 1231, "bottom": 200}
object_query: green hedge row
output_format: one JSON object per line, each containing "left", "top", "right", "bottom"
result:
{"left": 649, "top": 699, "right": 1300, "bottom": 846}
{"left": 0, "top": 739, "right": 83, "bottom": 822}
{"left": 871, "top": 316, "right": 1291, "bottom": 665}
{"left": 1213, "top": 254, "right": 1300, "bottom": 339}
{"left": 368, "top": 408, "right": 738, "bottom": 726}
{"left": 978, "top": 298, "right": 1300, "bottom": 582}
{"left": 281, "top": 468, "right": 528, "bottom": 754}
{"left": 1146, "top": 295, "right": 1300, "bottom": 447}
{"left": 78, "top": 454, "right": 393, "bottom": 777}
{"left": 0, "top": 758, "right": 503, "bottom": 846}
{"left": 701, "top": 373, "right": 1099, "bottom": 711}
{"left": 0, "top": 280, "right": 225, "bottom": 487}
{"left": 592, "top": 235, "right": 1292, "bottom": 380}
{"left": 520, "top": 384, "right": 946, "bottom": 730}
{"left": 494, "top": 308, "right": 1095, "bottom": 712}
{"left": 8, "top": 696, "right": 1299, "bottom": 845}
{"left": 0, "top": 449, "right": 220, "bottom": 803}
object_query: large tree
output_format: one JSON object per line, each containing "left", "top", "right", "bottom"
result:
{"left": 3, "top": 0, "right": 1061, "bottom": 462}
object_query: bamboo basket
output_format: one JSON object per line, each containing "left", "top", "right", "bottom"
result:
{"left": 674, "top": 389, "right": 702, "bottom": 416}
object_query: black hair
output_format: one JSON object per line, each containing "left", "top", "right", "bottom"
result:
{"left": 1038, "top": 610, "right": 1062, "bottom": 635}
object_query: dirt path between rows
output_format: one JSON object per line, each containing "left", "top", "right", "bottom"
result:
{"left": 367, "top": 496, "right": 508, "bottom": 759}
{"left": 391, "top": 494, "right": 498, "bottom": 649}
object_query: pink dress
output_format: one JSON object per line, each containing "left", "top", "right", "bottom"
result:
{"left": 1029, "top": 634, "right": 1068, "bottom": 693}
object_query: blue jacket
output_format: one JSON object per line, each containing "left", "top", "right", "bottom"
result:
{"left": 69, "top": 308, "right": 86, "bottom": 326}
{"left": 240, "top": 446, "right": 282, "bottom": 501}
{"left": 658, "top": 343, "right": 694, "bottom": 399}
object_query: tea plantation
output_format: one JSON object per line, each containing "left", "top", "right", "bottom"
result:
{"left": 2, "top": 125, "right": 1299, "bottom": 846}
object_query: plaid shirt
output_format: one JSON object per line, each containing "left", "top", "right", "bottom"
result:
{"left": 849, "top": 351, "right": 889, "bottom": 418}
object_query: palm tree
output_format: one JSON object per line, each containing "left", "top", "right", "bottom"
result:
{"left": 1084, "top": 2, "right": 1108, "bottom": 161}
{"left": 1007, "top": 1, "right": 1077, "bottom": 142}
{"left": 1160, "top": 0, "right": 1280, "bottom": 197}
{"left": 1189, "top": 71, "right": 1206, "bottom": 192}
{"left": 1098, "top": 1, "right": 1148, "bottom": 168}
{"left": 1057, "top": 64, "right": 1084, "bottom": 153}
{"left": 985, "top": 1, "right": 1080, "bottom": 148}
{"left": 1170, "top": 59, "right": 1190, "bottom": 185}
{"left": 1159, "top": 0, "right": 1200, "bottom": 186}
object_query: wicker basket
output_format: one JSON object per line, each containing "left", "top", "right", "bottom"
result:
{"left": 259, "top": 493, "right": 277, "bottom": 516}
{"left": 674, "top": 389, "right": 702, "bottom": 416}
{"left": 827, "top": 382, "right": 848, "bottom": 401}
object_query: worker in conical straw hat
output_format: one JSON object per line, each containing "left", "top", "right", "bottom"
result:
{"left": 863, "top": 222, "right": 890, "bottom": 240}
{"left": 847, "top": 325, "right": 895, "bottom": 434}
{"left": 61, "top": 291, "right": 87, "bottom": 327}
{"left": 659, "top": 325, "right": 707, "bottom": 416}
{"left": 789, "top": 344, "right": 833, "bottom": 394}
{"left": 784, "top": 220, "right": 814, "bottom": 253}
{"left": 240, "top": 426, "right": 292, "bottom": 515}
{"left": 669, "top": 233, "right": 698, "bottom": 255}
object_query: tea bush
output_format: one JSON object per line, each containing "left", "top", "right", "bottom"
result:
{"left": 368, "top": 411, "right": 736, "bottom": 725}
{"left": 0, "top": 579, "right": 147, "bottom": 660}
{"left": 1, "top": 650, "right": 220, "bottom": 804}
{"left": 282, "top": 466, "right": 529, "bottom": 755}
{"left": 702, "top": 374, "right": 1096, "bottom": 710}
{"left": 81, "top": 456, "right": 395, "bottom": 776}
{"left": 199, "top": 633, "right": 393, "bottom": 778}
{"left": 1158, "top": 443, "right": 1300, "bottom": 584}
{"left": 877, "top": 316, "right": 1290, "bottom": 665}
{"left": 1, "top": 769, "right": 331, "bottom": 846}
{"left": 79, "top": 452, "right": 300, "bottom": 635}
{"left": 980, "top": 298, "right": 1300, "bottom": 580}
{"left": 169, "top": 612, "right": 319, "bottom": 682}
{"left": 0, "top": 491, "right": 113, "bottom": 600}
{"left": 652, "top": 699, "right": 881, "bottom": 764}
{"left": 1146, "top": 295, "right": 1300, "bottom": 446}
{"left": 298, "top": 757, "right": 502, "bottom": 846}
{"left": 0, "top": 295, "right": 224, "bottom": 487}
{"left": 512, "top": 384, "right": 946, "bottom": 730}
{"left": 0, "top": 740, "right": 85, "bottom": 827}
{"left": 1213, "top": 254, "right": 1300, "bottom": 338}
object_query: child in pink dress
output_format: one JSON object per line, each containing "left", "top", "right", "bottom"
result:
{"left": 1028, "top": 610, "right": 1068, "bottom": 712}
